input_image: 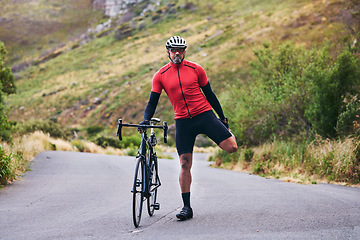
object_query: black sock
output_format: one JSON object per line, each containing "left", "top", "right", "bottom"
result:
{"left": 182, "top": 192, "right": 191, "bottom": 207}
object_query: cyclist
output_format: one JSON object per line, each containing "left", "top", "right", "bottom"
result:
{"left": 140, "top": 36, "right": 238, "bottom": 221}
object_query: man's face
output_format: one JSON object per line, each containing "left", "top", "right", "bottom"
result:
{"left": 167, "top": 48, "right": 186, "bottom": 64}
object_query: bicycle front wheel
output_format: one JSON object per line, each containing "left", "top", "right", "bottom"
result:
{"left": 147, "top": 155, "right": 159, "bottom": 216}
{"left": 132, "top": 157, "right": 144, "bottom": 228}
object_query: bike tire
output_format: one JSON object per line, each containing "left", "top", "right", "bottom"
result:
{"left": 147, "top": 155, "right": 158, "bottom": 216}
{"left": 132, "top": 157, "right": 144, "bottom": 228}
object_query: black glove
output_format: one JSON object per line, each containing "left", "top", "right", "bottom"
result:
{"left": 139, "top": 119, "right": 150, "bottom": 125}
{"left": 220, "top": 118, "right": 229, "bottom": 129}
{"left": 138, "top": 119, "right": 150, "bottom": 132}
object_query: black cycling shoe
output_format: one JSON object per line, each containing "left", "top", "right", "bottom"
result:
{"left": 176, "top": 206, "right": 193, "bottom": 221}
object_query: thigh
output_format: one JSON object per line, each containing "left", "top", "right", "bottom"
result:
{"left": 175, "top": 119, "right": 198, "bottom": 155}
{"left": 200, "top": 111, "right": 232, "bottom": 145}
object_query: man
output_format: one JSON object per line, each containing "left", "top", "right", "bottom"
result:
{"left": 140, "top": 36, "right": 238, "bottom": 221}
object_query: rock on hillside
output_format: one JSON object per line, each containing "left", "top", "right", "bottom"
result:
{"left": 93, "top": 0, "right": 161, "bottom": 17}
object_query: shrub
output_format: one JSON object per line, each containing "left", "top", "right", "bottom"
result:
{"left": 0, "top": 41, "right": 16, "bottom": 142}
{"left": 86, "top": 125, "right": 104, "bottom": 136}
{"left": 0, "top": 108, "right": 12, "bottom": 142}
{"left": 15, "top": 119, "right": 69, "bottom": 139}
{"left": 194, "top": 135, "right": 214, "bottom": 148}
{"left": 225, "top": 42, "right": 360, "bottom": 145}
{"left": 305, "top": 50, "right": 360, "bottom": 137}
{"left": 213, "top": 148, "right": 241, "bottom": 166}
{"left": 124, "top": 145, "right": 138, "bottom": 156}
{"left": 0, "top": 146, "right": 15, "bottom": 185}
{"left": 121, "top": 135, "right": 141, "bottom": 149}
{"left": 114, "top": 23, "right": 132, "bottom": 41}
{"left": 93, "top": 135, "right": 121, "bottom": 149}
{"left": 336, "top": 95, "right": 360, "bottom": 137}
{"left": 244, "top": 148, "right": 254, "bottom": 162}
{"left": 305, "top": 137, "right": 360, "bottom": 183}
{"left": 71, "top": 140, "right": 86, "bottom": 152}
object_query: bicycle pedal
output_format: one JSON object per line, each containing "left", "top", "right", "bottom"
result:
{"left": 152, "top": 203, "right": 160, "bottom": 210}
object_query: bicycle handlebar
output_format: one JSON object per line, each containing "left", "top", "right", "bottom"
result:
{"left": 116, "top": 119, "right": 168, "bottom": 143}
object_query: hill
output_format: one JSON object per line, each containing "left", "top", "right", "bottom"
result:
{"left": 0, "top": 0, "right": 104, "bottom": 68}
{"left": 1, "top": 0, "right": 357, "bottom": 136}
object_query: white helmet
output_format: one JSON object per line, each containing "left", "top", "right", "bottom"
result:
{"left": 166, "top": 36, "right": 187, "bottom": 49}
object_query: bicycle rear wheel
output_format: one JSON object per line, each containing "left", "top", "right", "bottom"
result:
{"left": 132, "top": 157, "right": 144, "bottom": 228}
{"left": 147, "top": 155, "right": 159, "bottom": 216}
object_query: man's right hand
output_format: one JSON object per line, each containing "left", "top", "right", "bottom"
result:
{"left": 138, "top": 120, "right": 150, "bottom": 133}
{"left": 139, "top": 119, "right": 150, "bottom": 125}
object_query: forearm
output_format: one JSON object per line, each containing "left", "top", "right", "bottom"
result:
{"left": 144, "top": 91, "right": 160, "bottom": 120}
{"left": 201, "top": 82, "right": 225, "bottom": 120}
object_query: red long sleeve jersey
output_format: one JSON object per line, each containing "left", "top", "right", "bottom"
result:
{"left": 152, "top": 60, "right": 212, "bottom": 120}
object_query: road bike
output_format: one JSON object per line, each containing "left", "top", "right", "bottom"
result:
{"left": 116, "top": 118, "right": 168, "bottom": 228}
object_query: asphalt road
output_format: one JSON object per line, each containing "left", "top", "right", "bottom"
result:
{"left": 0, "top": 151, "right": 360, "bottom": 240}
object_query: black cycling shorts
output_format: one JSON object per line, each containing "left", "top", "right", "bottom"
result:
{"left": 175, "top": 110, "right": 232, "bottom": 155}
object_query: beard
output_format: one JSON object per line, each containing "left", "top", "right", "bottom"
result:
{"left": 172, "top": 55, "right": 183, "bottom": 64}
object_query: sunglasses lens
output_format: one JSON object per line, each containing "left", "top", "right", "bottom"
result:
{"left": 171, "top": 48, "right": 185, "bottom": 53}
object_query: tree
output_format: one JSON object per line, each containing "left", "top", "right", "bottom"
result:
{"left": 0, "top": 41, "right": 16, "bottom": 142}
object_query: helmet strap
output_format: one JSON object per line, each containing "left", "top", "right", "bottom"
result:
{"left": 167, "top": 51, "right": 172, "bottom": 63}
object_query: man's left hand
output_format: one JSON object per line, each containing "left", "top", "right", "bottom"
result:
{"left": 221, "top": 118, "right": 229, "bottom": 129}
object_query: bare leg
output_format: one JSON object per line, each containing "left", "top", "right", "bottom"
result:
{"left": 179, "top": 153, "right": 193, "bottom": 193}
{"left": 176, "top": 153, "right": 194, "bottom": 220}
{"left": 219, "top": 135, "right": 238, "bottom": 153}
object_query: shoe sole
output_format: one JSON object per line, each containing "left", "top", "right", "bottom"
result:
{"left": 176, "top": 214, "right": 193, "bottom": 221}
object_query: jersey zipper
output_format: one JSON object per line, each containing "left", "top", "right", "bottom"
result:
{"left": 177, "top": 64, "right": 192, "bottom": 118}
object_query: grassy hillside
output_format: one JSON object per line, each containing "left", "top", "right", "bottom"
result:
{"left": 0, "top": 0, "right": 104, "bottom": 67}
{"left": 4, "top": 0, "right": 354, "bottom": 136}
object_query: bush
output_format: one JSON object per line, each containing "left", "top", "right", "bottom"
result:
{"left": 244, "top": 148, "right": 254, "bottom": 162}
{"left": 86, "top": 125, "right": 104, "bottom": 137}
{"left": 92, "top": 134, "right": 140, "bottom": 149}
{"left": 0, "top": 41, "right": 16, "bottom": 142}
{"left": 0, "top": 146, "right": 15, "bottom": 185}
{"left": 93, "top": 135, "right": 121, "bottom": 149}
{"left": 336, "top": 95, "right": 360, "bottom": 137}
{"left": 305, "top": 50, "right": 360, "bottom": 137}
{"left": 121, "top": 135, "right": 141, "bottom": 149}
{"left": 114, "top": 23, "right": 132, "bottom": 41}
{"left": 15, "top": 119, "right": 69, "bottom": 139}
{"left": 214, "top": 136, "right": 360, "bottom": 184}
{"left": 0, "top": 108, "right": 12, "bottom": 142}
{"left": 305, "top": 137, "right": 360, "bottom": 183}
{"left": 225, "top": 42, "right": 360, "bottom": 145}
{"left": 71, "top": 140, "right": 86, "bottom": 152}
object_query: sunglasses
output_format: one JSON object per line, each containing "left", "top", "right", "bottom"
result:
{"left": 170, "top": 48, "right": 185, "bottom": 53}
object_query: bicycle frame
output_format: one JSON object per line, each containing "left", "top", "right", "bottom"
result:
{"left": 137, "top": 129, "right": 160, "bottom": 198}
{"left": 117, "top": 118, "right": 167, "bottom": 227}
{"left": 116, "top": 119, "right": 167, "bottom": 198}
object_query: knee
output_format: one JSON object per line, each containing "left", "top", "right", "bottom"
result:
{"left": 225, "top": 142, "right": 238, "bottom": 153}
{"left": 180, "top": 156, "right": 191, "bottom": 171}
{"left": 180, "top": 160, "right": 190, "bottom": 170}
{"left": 220, "top": 139, "right": 238, "bottom": 153}
{"left": 227, "top": 145, "right": 238, "bottom": 153}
